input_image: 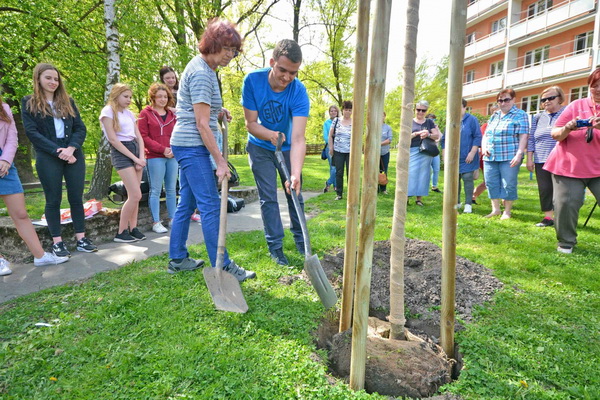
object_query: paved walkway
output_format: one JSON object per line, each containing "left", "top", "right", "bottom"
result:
{"left": 0, "top": 191, "right": 320, "bottom": 304}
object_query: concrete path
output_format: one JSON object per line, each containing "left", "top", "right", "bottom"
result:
{"left": 0, "top": 190, "right": 320, "bottom": 304}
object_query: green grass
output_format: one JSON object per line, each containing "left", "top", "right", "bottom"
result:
{"left": 1, "top": 154, "right": 599, "bottom": 399}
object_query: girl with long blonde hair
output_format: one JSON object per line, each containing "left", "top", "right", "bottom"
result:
{"left": 100, "top": 83, "right": 146, "bottom": 242}
{"left": 22, "top": 62, "right": 97, "bottom": 258}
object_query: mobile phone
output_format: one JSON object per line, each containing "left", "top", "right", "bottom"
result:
{"left": 576, "top": 118, "right": 593, "bottom": 128}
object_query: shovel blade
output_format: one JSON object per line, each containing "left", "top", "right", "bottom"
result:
{"left": 304, "top": 254, "right": 337, "bottom": 309}
{"left": 203, "top": 267, "right": 249, "bottom": 313}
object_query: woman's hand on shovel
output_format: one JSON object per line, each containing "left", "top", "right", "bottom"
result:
{"left": 285, "top": 175, "right": 301, "bottom": 196}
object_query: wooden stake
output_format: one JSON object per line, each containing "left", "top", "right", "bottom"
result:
{"left": 349, "top": 0, "right": 392, "bottom": 391}
{"left": 440, "top": 0, "right": 468, "bottom": 360}
{"left": 339, "top": 0, "right": 371, "bottom": 334}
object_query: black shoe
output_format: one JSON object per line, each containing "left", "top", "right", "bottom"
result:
{"left": 52, "top": 241, "right": 71, "bottom": 258}
{"left": 269, "top": 248, "right": 289, "bottom": 266}
{"left": 114, "top": 230, "right": 137, "bottom": 243}
{"left": 471, "top": 198, "right": 478, "bottom": 205}
{"left": 535, "top": 218, "right": 554, "bottom": 227}
{"left": 76, "top": 237, "right": 98, "bottom": 252}
{"left": 432, "top": 187, "right": 442, "bottom": 193}
{"left": 130, "top": 227, "right": 146, "bottom": 241}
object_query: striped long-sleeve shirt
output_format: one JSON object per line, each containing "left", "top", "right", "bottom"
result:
{"left": 527, "top": 106, "right": 566, "bottom": 164}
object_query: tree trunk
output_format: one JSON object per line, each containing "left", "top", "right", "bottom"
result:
{"left": 389, "top": 0, "right": 420, "bottom": 341}
{"left": 86, "top": 0, "right": 120, "bottom": 200}
{"left": 292, "top": 0, "right": 302, "bottom": 42}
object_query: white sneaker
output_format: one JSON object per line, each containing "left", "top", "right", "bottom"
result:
{"left": 152, "top": 222, "right": 168, "bottom": 233}
{"left": 34, "top": 252, "right": 70, "bottom": 267}
{"left": 0, "top": 258, "right": 12, "bottom": 276}
{"left": 557, "top": 246, "right": 573, "bottom": 254}
{"left": 463, "top": 204, "right": 472, "bottom": 213}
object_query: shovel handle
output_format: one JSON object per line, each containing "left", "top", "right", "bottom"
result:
{"left": 274, "top": 133, "right": 312, "bottom": 256}
{"left": 215, "top": 119, "right": 229, "bottom": 271}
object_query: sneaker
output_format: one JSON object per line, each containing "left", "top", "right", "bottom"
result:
{"left": 224, "top": 260, "right": 256, "bottom": 282}
{"left": 152, "top": 222, "right": 168, "bottom": 233}
{"left": 296, "top": 242, "right": 306, "bottom": 256}
{"left": 463, "top": 204, "right": 473, "bottom": 214}
{"left": 52, "top": 241, "right": 71, "bottom": 257}
{"left": 323, "top": 182, "right": 329, "bottom": 193}
{"left": 557, "top": 246, "right": 573, "bottom": 254}
{"left": 34, "top": 252, "right": 69, "bottom": 267}
{"left": 76, "top": 237, "right": 98, "bottom": 252}
{"left": 269, "top": 248, "right": 289, "bottom": 266}
{"left": 130, "top": 227, "right": 146, "bottom": 241}
{"left": 114, "top": 230, "right": 137, "bottom": 243}
{"left": 432, "top": 187, "right": 442, "bottom": 193}
{"left": 0, "top": 258, "right": 12, "bottom": 276}
{"left": 190, "top": 213, "right": 201, "bottom": 222}
{"left": 535, "top": 218, "right": 554, "bottom": 227}
{"left": 167, "top": 257, "right": 205, "bottom": 274}
{"left": 335, "top": 195, "right": 343, "bottom": 201}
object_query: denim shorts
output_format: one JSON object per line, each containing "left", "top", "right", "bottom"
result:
{"left": 110, "top": 140, "right": 139, "bottom": 170}
{"left": 0, "top": 148, "right": 23, "bottom": 195}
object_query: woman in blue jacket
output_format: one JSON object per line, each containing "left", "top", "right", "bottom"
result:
{"left": 22, "top": 63, "right": 97, "bottom": 257}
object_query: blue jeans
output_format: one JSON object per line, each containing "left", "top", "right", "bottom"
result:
{"left": 147, "top": 157, "right": 178, "bottom": 222}
{"left": 170, "top": 145, "right": 230, "bottom": 267}
{"left": 247, "top": 142, "right": 304, "bottom": 252}
{"left": 430, "top": 154, "right": 440, "bottom": 187}
{"left": 325, "top": 144, "right": 336, "bottom": 187}
{"left": 484, "top": 160, "right": 520, "bottom": 201}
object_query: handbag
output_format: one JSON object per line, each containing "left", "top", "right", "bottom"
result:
{"left": 419, "top": 137, "right": 440, "bottom": 157}
{"left": 321, "top": 144, "right": 328, "bottom": 160}
{"left": 378, "top": 158, "right": 388, "bottom": 185}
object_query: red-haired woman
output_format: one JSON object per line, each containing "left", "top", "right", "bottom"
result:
{"left": 546, "top": 67, "right": 600, "bottom": 254}
{"left": 139, "top": 83, "right": 177, "bottom": 234}
{"left": 22, "top": 63, "right": 97, "bottom": 258}
{"left": 1, "top": 95, "right": 69, "bottom": 275}
{"left": 167, "top": 18, "right": 255, "bottom": 281}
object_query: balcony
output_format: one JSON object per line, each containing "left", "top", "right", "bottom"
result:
{"left": 467, "top": 0, "right": 507, "bottom": 20}
{"left": 505, "top": 49, "right": 593, "bottom": 87}
{"left": 509, "top": 0, "right": 596, "bottom": 42}
{"left": 465, "top": 30, "right": 507, "bottom": 59}
{"left": 463, "top": 74, "right": 504, "bottom": 97}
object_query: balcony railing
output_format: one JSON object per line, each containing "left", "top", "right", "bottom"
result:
{"left": 467, "top": 0, "right": 507, "bottom": 20}
{"left": 465, "top": 30, "right": 507, "bottom": 59}
{"left": 509, "top": 0, "right": 595, "bottom": 41}
{"left": 463, "top": 75, "right": 504, "bottom": 97}
{"left": 505, "top": 49, "right": 592, "bottom": 86}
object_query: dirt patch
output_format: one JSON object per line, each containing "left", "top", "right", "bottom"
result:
{"left": 303, "top": 239, "right": 502, "bottom": 399}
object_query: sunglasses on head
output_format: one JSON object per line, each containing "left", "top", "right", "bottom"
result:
{"left": 497, "top": 98, "right": 513, "bottom": 104}
{"left": 416, "top": 109, "right": 427, "bottom": 112}
{"left": 541, "top": 95, "right": 558, "bottom": 103}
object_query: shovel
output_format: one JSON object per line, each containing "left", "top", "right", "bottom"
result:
{"left": 275, "top": 133, "right": 337, "bottom": 309}
{"left": 203, "top": 119, "right": 249, "bottom": 313}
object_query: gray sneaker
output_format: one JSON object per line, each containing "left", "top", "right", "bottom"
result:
{"left": 168, "top": 257, "right": 205, "bottom": 274}
{"left": 224, "top": 260, "right": 256, "bottom": 282}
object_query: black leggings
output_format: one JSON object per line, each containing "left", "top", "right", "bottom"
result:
{"left": 333, "top": 151, "right": 350, "bottom": 197}
{"left": 36, "top": 149, "right": 86, "bottom": 237}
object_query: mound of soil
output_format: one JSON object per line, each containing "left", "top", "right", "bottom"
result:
{"left": 302, "top": 239, "right": 503, "bottom": 399}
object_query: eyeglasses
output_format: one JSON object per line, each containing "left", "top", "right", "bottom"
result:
{"left": 416, "top": 109, "right": 427, "bottom": 112}
{"left": 586, "top": 127, "right": 594, "bottom": 143}
{"left": 223, "top": 46, "right": 239, "bottom": 58}
{"left": 540, "top": 95, "right": 558, "bottom": 103}
{"left": 497, "top": 98, "right": 513, "bottom": 104}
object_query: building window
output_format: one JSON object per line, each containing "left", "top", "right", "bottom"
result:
{"left": 570, "top": 86, "right": 589, "bottom": 102}
{"left": 528, "top": 0, "right": 553, "bottom": 19}
{"left": 465, "top": 69, "right": 475, "bottom": 84}
{"left": 574, "top": 31, "right": 593, "bottom": 54}
{"left": 468, "top": 0, "right": 476, "bottom": 5}
{"left": 491, "top": 17, "right": 506, "bottom": 34}
{"left": 521, "top": 95, "right": 540, "bottom": 115}
{"left": 524, "top": 45, "right": 550, "bottom": 67}
{"left": 466, "top": 32, "right": 476, "bottom": 45}
{"left": 490, "top": 60, "right": 504, "bottom": 77}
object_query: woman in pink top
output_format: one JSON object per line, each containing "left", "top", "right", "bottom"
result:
{"left": 546, "top": 67, "right": 600, "bottom": 254}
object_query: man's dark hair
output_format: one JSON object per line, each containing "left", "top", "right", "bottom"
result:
{"left": 273, "top": 39, "right": 303, "bottom": 63}
{"left": 462, "top": 98, "right": 467, "bottom": 108}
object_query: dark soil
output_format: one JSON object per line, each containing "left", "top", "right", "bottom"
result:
{"left": 299, "top": 239, "right": 503, "bottom": 399}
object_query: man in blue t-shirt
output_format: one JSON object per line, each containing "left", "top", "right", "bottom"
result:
{"left": 242, "top": 39, "right": 310, "bottom": 266}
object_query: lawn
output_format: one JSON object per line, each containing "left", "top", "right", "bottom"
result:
{"left": 1, "top": 154, "right": 599, "bottom": 399}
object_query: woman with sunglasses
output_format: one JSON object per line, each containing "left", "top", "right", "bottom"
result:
{"left": 545, "top": 68, "right": 600, "bottom": 254}
{"left": 526, "top": 86, "right": 566, "bottom": 228}
{"left": 481, "top": 88, "right": 529, "bottom": 219}
{"left": 408, "top": 100, "right": 441, "bottom": 206}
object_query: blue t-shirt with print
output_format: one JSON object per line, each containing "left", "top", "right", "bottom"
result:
{"left": 241, "top": 68, "right": 310, "bottom": 152}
